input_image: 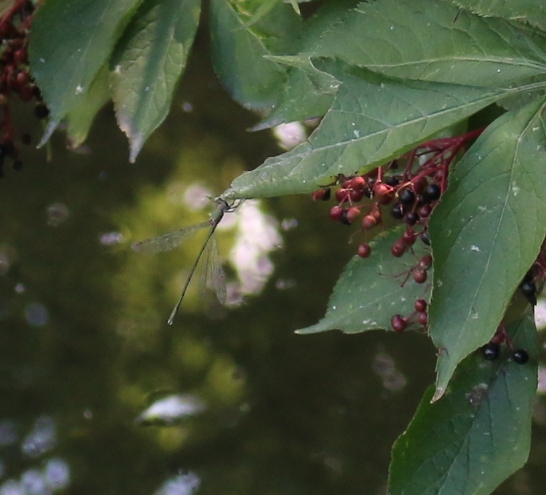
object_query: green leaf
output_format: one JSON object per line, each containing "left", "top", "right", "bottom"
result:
{"left": 65, "top": 65, "right": 111, "bottom": 149}
{"left": 450, "top": 0, "right": 546, "bottom": 33}
{"left": 309, "top": 0, "right": 546, "bottom": 88}
{"left": 28, "top": 0, "right": 143, "bottom": 145}
{"left": 252, "top": 57, "right": 338, "bottom": 130}
{"left": 222, "top": 61, "right": 509, "bottom": 199}
{"left": 297, "top": 226, "right": 431, "bottom": 334}
{"left": 110, "top": 0, "right": 201, "bottom": 162}
{"left": 209, "top": 0, "right": 300, "bottom": 109}
{"left": 389, "top": 315, "right": 538, "bottom": 495}
{"left": 428, "top": 96, "right": 546, "bottom": 400}
{"left": 254, "top": 0, "right": 361, "bottom": 129}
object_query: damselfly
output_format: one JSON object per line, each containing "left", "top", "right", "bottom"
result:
{"left": 132, "top": 197, "right": 238, "bottom": 325}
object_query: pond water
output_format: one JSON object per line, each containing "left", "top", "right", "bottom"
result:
{"left": 1, "top": 43, "right": 545, "bottom": 495}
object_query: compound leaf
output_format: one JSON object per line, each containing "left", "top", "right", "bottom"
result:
{"left": 428, "top": 96, "right": 546, "bottom": 399}
{"left": 297, "top": 226, "right": 431, "bottom": 334}
{"left": 209, "top": 0, "right": 300, "bottom": 109}
{"left": 65, "top": 64, "right": 111, "bottom": 149}
{"left": 110, "top": 0, "right": 201, "bottom": 162}
{"left": 389, "top": 315, "right": 538, "bottom": 495}
{"left": 311, "top": 0, "right": 546, "bottom": 87}
{"left": 450, "top": 0, "right": 546, "bottom": 33}
{"left": 29, "top": 0, "right": 143, "bottom": 145}
{"left": 223, "top": 62, "right": 509, "bottom": 199}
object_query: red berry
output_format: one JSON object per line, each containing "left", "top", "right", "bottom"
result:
{"left": 351, "top": 176, "right": 366, "bottom": 190}
{"left": 412, "top": 177, "right": 428, "bottom": 194}
{"left": 361, "top": 214, "right": 377, "bottom": 230}
{"left": 312, "top": 188, "right": 331, "bottom": 201}
{"left": 16, "top": 70, "right": 29, "bottom": 87}
{"left": 402, "top": 230, "right": 416, "bottom": 246}
{"left": 350, "top": 189, "right": 365, "bottom": 202}
{"left": 378, "top": 191, "right": 394, "bottom": 205}
{"left": 419, "top": 204, "right": 432, "bottom": 218}
{"left": 418, "top": 312, "right": 428, "bottom": 326}
{"left": 371, "top": 207, "right": 382, "bottom": 221}
{"left": 414, "top": 299, "right": 427, "bottom": 313}
{"left": 419, "top": 255, "right": 432, "bottom": 270}
{"left": 357, "top": 243, "right": 371, "bottom": 258}
{"left": 14, "top": 49, "right": 27, "bottom": 66}
{"left": 391, "top": 314, "right": 407, "bottom": 332}
{"left": 335, "top": 188, "right": 350, "bottom": 203}
{"left": 346, "top": 207, "right": 360, "bottom": 224}
{"left": 329, "top": 205, "right": 343, "bottom": 221}
{"left": 373, "top": 182, "right": 392, "bottom": 200}
{"left": 405, "top": 212, "right": 419, "bottom": 225}
{"left": 413, "top": 268, "right": 427, "bottom": 284}
{"left": 391, "top": 239, "right": 406, "bottom": 257}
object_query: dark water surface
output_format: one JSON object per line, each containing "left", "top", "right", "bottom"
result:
{"left": 1, "top": 47, "right": 546, "bottom": 495}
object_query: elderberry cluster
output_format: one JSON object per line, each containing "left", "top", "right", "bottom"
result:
{"left": 312, "top": 132, "right": 481, "bottom": 331}
{"left": 313, "top": 165, "right": 441, "bottom": 333}
{"left": 0, "top": 0, "right": 45, "bottom": 175}
{"left": 481, "top": 323, "right": 529, "bottom": 365}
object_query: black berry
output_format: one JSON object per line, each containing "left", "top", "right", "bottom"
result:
{"left": 34, "top": 103, "right": 49, "bottom": 119}
{"left": 391, "top": 204, "right": 404, "bottom": 220}
{"left": 385, "top": 175, "right": 400, "bottom": 187}
{"left": 399, "top": 188, "right": 416, "bottom": 206}
{"left": 421, "top": 231, "right": 430, "bottom": 246}
{"left": 405, "top": 212, "right": 419, "bottom": 226}
{"left": 423, "top": 183, "right": 441, "bottom": 202}
{"left": 512, "top": 349, "right": 529, "bottom": 364}
{"left": 519, "top": 280, "right": 537, "bottom": 306}
{"left": 482, "top": 342, "right": 500, "bottom": 361}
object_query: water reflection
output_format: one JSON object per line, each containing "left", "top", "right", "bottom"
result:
{"left": 0, "top": 415, "right": 70, "bottom": 495}
{"left": 155, "top": 472, "right": 199, "bottom": 495}
{"left": 45, "top": 203, "right": 69, "bottom": 227}
{"left": 229, "top": 200, "right": 283, "bottom": 298}
{"left": 24, "top": 303, "right": 48, "bottom": 327}
{"left": 1, "top": 49, "right": 545, "bottom": 495}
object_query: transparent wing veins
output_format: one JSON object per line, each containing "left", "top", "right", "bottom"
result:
{"left": 201, "top": 235, "right": 226, "bottom": 305}
{"left": 132, "top": 221, "right": 210, "bottom": 254}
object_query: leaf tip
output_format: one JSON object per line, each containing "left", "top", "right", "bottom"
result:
{"left": 129, "top": 135, "right": 143, "bottom": 163}
{"left": 431, "top": 386, "right": 445, "bottom": 403}
{"left": 37, "top": 120, "right": 59, "bottom": 148}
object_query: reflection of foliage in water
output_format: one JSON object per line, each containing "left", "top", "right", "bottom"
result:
{"left": 0, "top": 416, "right": 70, "bottom": 494}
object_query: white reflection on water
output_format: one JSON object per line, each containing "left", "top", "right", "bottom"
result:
{"left": 24, "top": 303, "right": 49, "bottom": 327}
{"left": 46, "top": 203, "right": 70, "bottom": 227}
{"left": 229, "top": 200, "right": 283, "bottom": 299}
{"left": 22, "top": 416, "right": 56, "bottom": 458}
{"left": 99, "top": 232, "right": 124, "bottom": 246}
{"left": 155, "top": 472, "right": 200, "bottom": 495}
{"left": 0, "top": 420, "right": 18, "bottom": 446}
{"left": 135, "top": 394, "right": 206, "bottom": 426}
{"left": 371, "top": 351, "right": 407, "bottom": 393}
{"left": 0, "top": 416, "right": 70, "bottom": 495}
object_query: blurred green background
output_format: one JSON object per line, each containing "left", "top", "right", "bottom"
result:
{"left": 1, "top": 28, "right": 546, "bottom": 495}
